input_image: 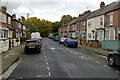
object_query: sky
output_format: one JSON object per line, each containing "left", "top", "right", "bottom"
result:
{"left": 0, "top": 0, "right": 117, "bottom": 22}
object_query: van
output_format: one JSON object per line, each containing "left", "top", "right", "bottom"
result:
{"left": 31, "top": 32, "right": 42, "bottom": 40}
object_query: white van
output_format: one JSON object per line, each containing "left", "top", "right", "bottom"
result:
{"left": 31, "top": 32, "right": 42, "bottom": 40}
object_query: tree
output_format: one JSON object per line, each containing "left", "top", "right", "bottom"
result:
{"left": 60, "top": 15, "right": 73, "bottom": 25}
{"left": 22, "top": 17, "right": 52, "bottom": 37}
{"left": 21, "top": 16, "right": 25, "bottom": 21}
{"left": 52, "top": 21, "right": 62, "bottom": 32}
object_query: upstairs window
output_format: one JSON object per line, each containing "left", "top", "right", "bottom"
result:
{"left": 109, "top": 14, "right": 113, "bottom": 25}
{"left": 100, "top": 17, "right": 103, "bottom": 26}
{"left": 0, "top": 13, "right": 4, "bottom": 22}
{"left": 8, "top": 17, "right": 11, "bottom": 25}
{"left": 88, "top": 22, "right": 91, "bottom": 27}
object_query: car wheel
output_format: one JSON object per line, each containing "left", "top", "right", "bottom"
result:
{"left": 108, "top": 56, "right": 115, "bottom": 66}
{"left": 66, "top": 43, "right": 69, "bottom": 47}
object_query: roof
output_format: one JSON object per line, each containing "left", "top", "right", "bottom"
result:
{"left": 61, "top": 21, "right": 72, "bottom": 28}
{"left": 69, "top": 17, "right": 81, "bottom": 25}
{"left": 98, "top": 1, "right": 120, "bottom": 16}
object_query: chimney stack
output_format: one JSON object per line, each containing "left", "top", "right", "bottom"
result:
{"left": 12, "top": 14, "right": 16, "bottom": 19}
{"left": 86, "top": 10, "right": 91, "bottom": 14}
{"left": 18, "top": 18, "right": 21, "bottom": 22}
{"left": 79, "top": 14, "right": 82, "bottom": 17}
{"left": 1, "top": 6, "right": 7, "bottom": 12}
{"left": 100, "top": 2, "right": 105, "bottom": 8}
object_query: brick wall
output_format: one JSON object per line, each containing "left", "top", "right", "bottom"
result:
{"left": 105, "top": 10, "right": 119, "bottom": 40}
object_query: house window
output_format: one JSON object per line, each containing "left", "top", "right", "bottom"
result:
{"left": 8, "top": 30, "right": 13, "bottom": 38}
{"left": 19, "top": 23, "right": 21, "bottom": 29}
{"left": 100, "top": 17, "right": 103, "bottom": 26}
{"left": 88, "top": 22, "right": 91, "bottom": 27}
{"left": 105, "top": 29, "right": 115, "bottom": 40}
{"left": 3, "top": 30, "right": 7, "bottom": 38}
{"left": 109, "top": 14, "right": 113, "bottom": 25}
{"left": 0, "top": 30, "right": 3, "bottom": 39}
{"left": 0, "top": 13, "right": 4, "bottom": 22}
{"left": 8, "top": 17, "right": 11, "bottom": 25}
{"left": 88, "top": 33, "right": 91, "bottom": 39}
{"left": 97, "top": 30, "right": 104, "bottom": 41}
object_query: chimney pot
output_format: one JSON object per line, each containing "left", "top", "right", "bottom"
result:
{"left": 79, "top": 14, "right": 82, "bottom": 17}
{"left": 86, "top": 10, "right": 91, "bottom": 14}
{"left": 12, "top": 14, "right": 16, "bottom": 19}
{"left": 1, "top": 6, "right": 7, "bottom": 11}
{"left": 100, "top": 2, "right": 105, "bottom": 8}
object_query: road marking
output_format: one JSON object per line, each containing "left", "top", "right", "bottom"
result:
{"left": 104, "top": 65, "right": 111, "bottom": 69}
{"left": 46, "top": 62, "right": 48, "bottom": 65}
{"left": 95, "top": 61, "right": 100, "bottom": 64}
{"left": 45, "top": 59, "right": 47, "bottom": 61}
{"left": 48, "top": 72, "right": 51, "bottom": 76}
{"left": 2, "top": 59, "right": 21, "bottom": 79}
{"left": 117, "top": 71, "right": 120, "bottom": 73}
{"left": 70, "top": 51, "right": 73, "bottom": 52}
{"left": 47, "top": 66, "right": 50, "bottom": 71}
{"left": 50, "top": 48, "right": 55, "bottom": 50}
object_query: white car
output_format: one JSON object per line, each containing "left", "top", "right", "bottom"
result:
{"left": 31, "top": 32, "right": 42, "bottom": 40}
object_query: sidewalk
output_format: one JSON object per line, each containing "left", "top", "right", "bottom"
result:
{"left": 78, "top": 45, "right": 110, "bottom": 56}
{"left": 1, "top": 44, "right": 24, "bottom": 75}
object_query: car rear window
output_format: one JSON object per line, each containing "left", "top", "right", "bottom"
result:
{"left": 26, "top": 41, "right": 38, "bottom": 46}
{"left": 61, "top": 38, "right": 66, "bottom": 40}
{"left": 70, "top": 39, "right": 77, "bottom": 41}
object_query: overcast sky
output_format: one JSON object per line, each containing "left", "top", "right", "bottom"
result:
{"left": 0, "top": 0, "right": 117, "bottom": 22}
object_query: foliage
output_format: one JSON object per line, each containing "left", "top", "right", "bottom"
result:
{"left": 52, "top": 21, "right": 62, "bottom": 32}
{"left": 22, "top": 17, "right": 52, "bottom": 37}
{"left": 60, "top": 15, "right": 73, "bottom": 25}
{"left": 64, "top": 35, "right": 67, "bottom": 37}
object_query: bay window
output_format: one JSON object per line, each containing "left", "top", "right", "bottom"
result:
{"left": 105, "top": 29, "right": 115, "bottom": 40}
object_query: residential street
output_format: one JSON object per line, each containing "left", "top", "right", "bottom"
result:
{"left": 8, "top": 38, "right": 120, "bottom": 79}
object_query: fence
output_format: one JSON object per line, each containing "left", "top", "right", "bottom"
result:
{"left": 102, "top": 40, "right": 120, "bottom": 50}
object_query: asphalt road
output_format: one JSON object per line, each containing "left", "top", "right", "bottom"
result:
{"left": 8, "top": 38, "right": 120, "bottom": 79}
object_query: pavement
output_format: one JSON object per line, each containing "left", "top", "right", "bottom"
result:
{"left": 78, "top": 45, "right": 110, "bottom": 56}
{"left": 7, "top": 38, "right": 120, "bottom": 79}
{"left": 0, "top": 43, "right": 24, "bottom": 76}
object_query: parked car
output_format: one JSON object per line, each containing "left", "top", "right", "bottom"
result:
{"left": 31, "top": 32, "right": 42, "bottom": 40}
{"left": 54, "top": 36, "right": 60, "bottom": 41}
{"left": 63, "top": 38, "right": 78, "bottom": 48}
{"left": 58, "top": 37, "right": 66, "bottom": 44}
{"left": 25, "top": 39, "right": 42, "bottom": 53}
{"left": 107, "top": 49, "right": 120, "bottom": 66}
{"left": 48, "top": 34, "right": 53, "bottom": 39}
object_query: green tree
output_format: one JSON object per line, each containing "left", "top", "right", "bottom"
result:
{"left": 22, "top": 17, "right": 52, "bottom": 37}
{"left": 60, "top": 15, "right": 73, "bottom": 25}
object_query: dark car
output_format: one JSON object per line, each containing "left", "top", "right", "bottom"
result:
{"left": 54, "top": 36, "right": 60, "bottom": 41}
{"left": 107, "top": 49, "right": 120, "bottom": 66}
{"left": 58, "top": 37, "right": 66, "bottom": 44}
{"left": 25, "top": 39, "right": 42, "bottom": 53}
{"left": 63, "top": 38, "right": 78, "bottom": 48}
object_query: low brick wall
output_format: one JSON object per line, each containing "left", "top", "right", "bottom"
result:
{"left": 92, "top": 42, "right": 99, "bottom": 48}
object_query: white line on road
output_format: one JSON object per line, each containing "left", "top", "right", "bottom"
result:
{"left": 95, "top": 61, "right": 100, "bottom": 64}
{"left": 47, "top": 66, "right": 50, "bottom": 71}
{"left": 104, "top": 65, "right": 111, "bottom": 69}
{"left": 48, "top": 72, "right": 51, "bottom": 76}
{"left": 45, "top": 58, "right": 48, "bottom": 61}
{"left": 46, "top": 62, "right": 48, "bottom": 65}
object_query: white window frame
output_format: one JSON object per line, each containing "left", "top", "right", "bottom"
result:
{"left": 109, "top": 14, "right": 113, "bottom": 25}
{"left": 88, "top": 33, "right": 91, "bottom": 40}
{"left": 97, "top": 30, "right": 104, "bottom": 41}
{"left": 8, "top": 17, "right": 11, "bottom": 25}
{"left": 8, "top": 30, "right": 13, "bottom": 38}
{"left": 0, "top": 13, "right": 4, "bottom": 22}
{"left": 105, "top": 29, "right": 115, "bottom": 40}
